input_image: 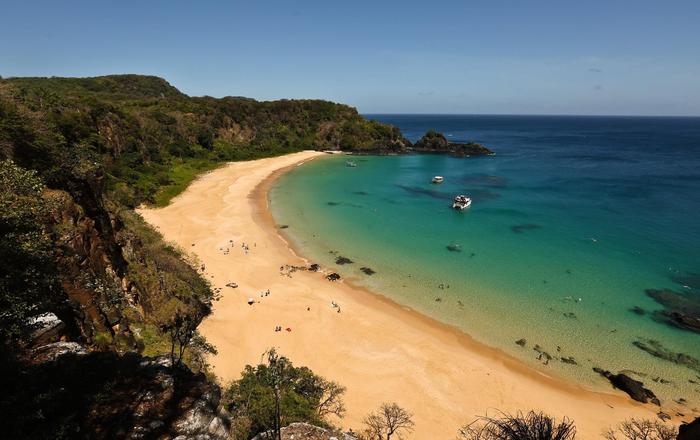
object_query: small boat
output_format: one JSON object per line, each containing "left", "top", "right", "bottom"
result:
{"left": 452, "top": 195, "right": 472, "bottom": 210}
{"left": 431, "top": 176, "right": 444, "bottom": 184}
{"left": 345, "top": 160, "right": 357, "bottom": 167}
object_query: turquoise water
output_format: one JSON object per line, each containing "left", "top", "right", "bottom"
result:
{"left": 270, "top": 115, "right": 700, "bottom": 406}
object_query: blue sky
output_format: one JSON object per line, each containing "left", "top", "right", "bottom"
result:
{"left": 2, "top": 1, "right": 699, "bottom": 115}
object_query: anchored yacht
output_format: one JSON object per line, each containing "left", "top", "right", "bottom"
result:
{"left": 452, "top": 195, "right": 472, "bottom": 210}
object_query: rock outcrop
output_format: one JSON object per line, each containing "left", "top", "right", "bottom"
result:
{"left": 252, "top": 422, "right": 358, "bottom": 440}
{"left": 593, "top": 368, "right": 660, "bottom": 405}
{"left": 412, "top": 130, "right": 493, "bottom": 157}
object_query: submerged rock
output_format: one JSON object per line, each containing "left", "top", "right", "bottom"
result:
{"left": 560, "top": 356, "right": 578, "bottom": 365}
{"left": 630, "top": 306, "right": 646, "bottom": 315}
{"left": 446, "top": 243, "right": 462, "bottom": 252}
{"left": 632, "top": 339, "right": 700, "bottom": 373}
{"left": 511, "top": 223, "right": 541, "bottom": 234}
{"left": 515, "top": 338, "right": 527, "bottom": 347}
{"left": 308, "top": 263, "right": 320, "bottom": 272}
{"left": 335, "top": 256, "right": 353, "bottom": 265}
{"left": 593, "top": 367, "right": 660, "bottom": 405}
{"left": 360, "top": 267, "right": 376, "bottom": 275}
{"left": 646, "top": 288, "right": 700, "bottom": 334}
{"left": 670, "top": 271, "right": 700, "bottom": 290}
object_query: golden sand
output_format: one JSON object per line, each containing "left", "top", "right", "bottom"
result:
{"left": 139, "top": 151, "right": 667, "bottom": 439}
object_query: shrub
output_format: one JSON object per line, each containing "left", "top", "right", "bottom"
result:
{"left": 603, "top": 418, "right": 677, "bottom": 440}
{"left": 458, "top": 411, "right": 576, "bottom": 440}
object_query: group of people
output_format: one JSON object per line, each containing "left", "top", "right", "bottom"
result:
{"left": 274, "top": 325, "right": 291, "bottom": 332}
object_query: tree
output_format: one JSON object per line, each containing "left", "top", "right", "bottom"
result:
{"left": 223, "top": 348, "right": 346, "bottom": 439}
{"left": 362, "top": 402, "right": 414, "bottom": 440}
{"left": 158, "top": 311, "right": 197, "bottom": 367}
{"left": 317, "top": 378, "right": 346, "bottom": 419}
{"left": 458, "top": 411, "right": 576, "bottom": 440}
{"left": 603, "top": 418, "right": 676, "bottom": 440}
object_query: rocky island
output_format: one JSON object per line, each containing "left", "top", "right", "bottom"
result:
{"left": 411, "top": 129, "right": 494, "bottom": 157}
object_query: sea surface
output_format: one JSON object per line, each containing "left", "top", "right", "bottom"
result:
{"left": 270, "top": 115, "right": 700, "bottom": 406}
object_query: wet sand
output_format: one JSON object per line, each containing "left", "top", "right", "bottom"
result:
{"left": 138, "top": 151, "right": 670, "bottom": 438}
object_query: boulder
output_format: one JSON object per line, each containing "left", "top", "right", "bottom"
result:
{"left": 593, "top": 368, "right": 660, "bottom": 405}
{"left": 30, "top": 342, "right": 87, "bottom": 363}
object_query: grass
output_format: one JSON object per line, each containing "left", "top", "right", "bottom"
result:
{"left": 152, "top": 158, "right": 221, "bottom": 207}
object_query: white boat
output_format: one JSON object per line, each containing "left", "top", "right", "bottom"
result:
{"left": 345, "top": 160, "right": 357, "bottom": 167}
{"left": 452, "top": 195, "right": 472, "bottom": 210}
{"left": 431, "top": 176, "right": 444, "bottom": 184}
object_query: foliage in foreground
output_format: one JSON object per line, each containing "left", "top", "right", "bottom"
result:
{"left": 458, "top": 411, "right": 576, "bottom": 440}
{"left": 603, "top": 418, "right": 677, "bottom": 440}
{"left": 361, "top": 402, "right": 415, "bottom": 440}
{"left": 223, "top": 349, "right": 346, "bottom": 439}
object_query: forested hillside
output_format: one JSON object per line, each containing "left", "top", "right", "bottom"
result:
{"left": 1, "top": 75, "right": 409, "bottom": 206}
{"left": 0, "top": 75, "right": 408, "bottom": 439}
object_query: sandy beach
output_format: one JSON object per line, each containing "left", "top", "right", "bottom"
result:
{"left": 138, "top": 151, "right": 666, "bottom": 439}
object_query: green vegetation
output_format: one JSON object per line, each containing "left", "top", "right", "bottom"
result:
{"left": 1, "top": 74, "right": 409, "bottom": 207}
{"left": 223, "top": 348, "right": 346, "bottom": 439}
{"left": 0, "top": 160, "right": 62, "bottom": 342}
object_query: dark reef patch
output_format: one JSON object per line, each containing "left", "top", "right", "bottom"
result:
{"left": 630, "top": 306, "right": 646, "bottom": 315}
{"left": 360, "top": 267, "right": 376, "bottom": 275}
{"left": 511, "top": 223, "right": 542, "bottom": 234}
{"left": 326, "top": 201, "right": 340, "bottom": 206}
{"left": 455, "top": 174, "right": 508, "bottom": 188}
{"left": 670, "top": 271, "right": 700, "bottom": 291}
{"left": 632, "top": 339, "right": 700, "bottom": 374}
{"left": 467, "top": 189, "right": 501, "bottom": 202}
{"left": 646, "top": 288, "right": 700, "bottom": 334}
{"left": 352, "top": 190, "right": 370, "bottom": 196}
{"left": 335, "top": 256, "right": 353, "bottom": 265}
{"left": 479, "top": 208, "right": 529, "bottom": 218}
{"left": 396, "top": 185, "right": 449, "bottom": 200}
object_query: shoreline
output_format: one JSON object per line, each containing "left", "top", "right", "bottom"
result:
{"left": 138, "top": 151, "right": 671, "bottom": 438}
{"left": 254, "top": 155, "right": 598, "bottom": 395}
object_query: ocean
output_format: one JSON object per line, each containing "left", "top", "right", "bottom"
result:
{"left": 270, "top": 115, "right": 700, "bottom": 406}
